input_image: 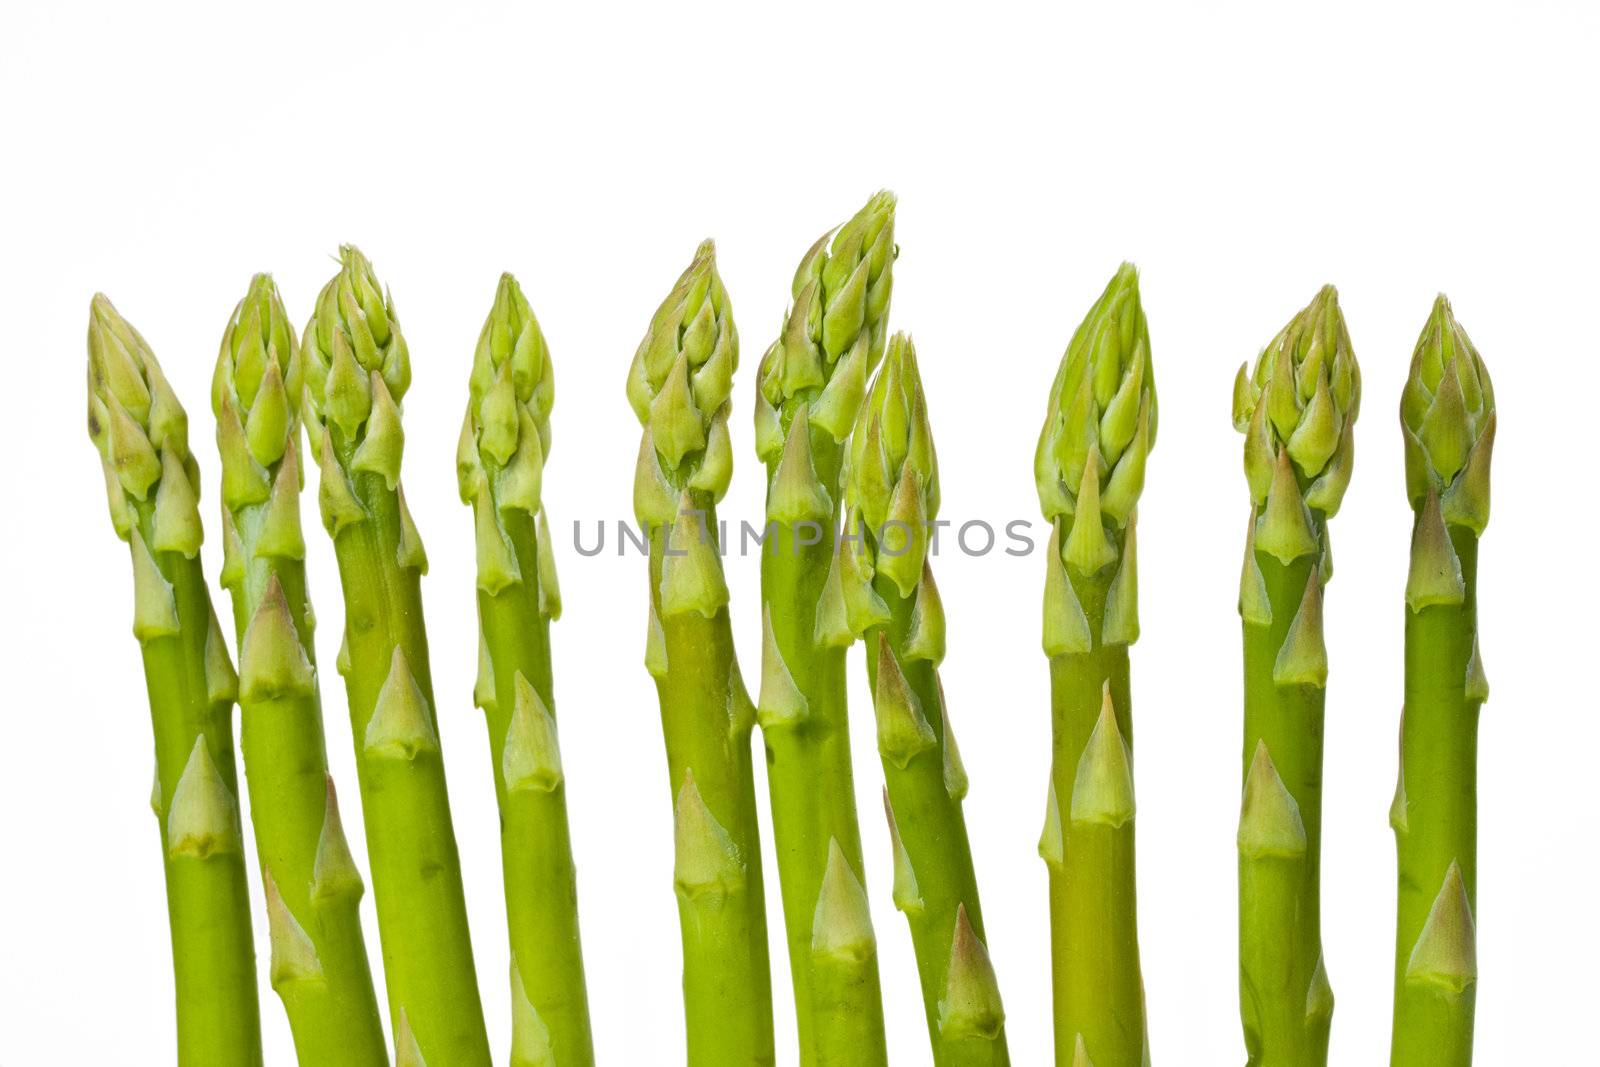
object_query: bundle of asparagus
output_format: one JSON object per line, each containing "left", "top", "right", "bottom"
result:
{"left": 76, "top": 210, "right": 1513, "bottom": 1067}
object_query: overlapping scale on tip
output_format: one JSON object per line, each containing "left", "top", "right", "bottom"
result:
{"left": 756, "top": 191, "right": 897, "bottom": 460}
{"left": 1035, "top": 264, "right": 1157, "bottom": 555}
{"left": 86, "top": 294, "right": 204, "bottom": 546}
{"left": 626, "top": 240, "right": 739, "bottom": 505}
{"left": 1233, "top": 285, "right": 1360, "bottom": 519}
{"left": 1400, "top": 296, "right": 1495, "bottom": 533}
{"left": 838, "top": 333, "right": 939, "bottom": 597}
{"left": 301, "top": 246, "right": 411, "bottom": 448}
{"left": 457, "top": 273, "right": 555, "bottom": 510}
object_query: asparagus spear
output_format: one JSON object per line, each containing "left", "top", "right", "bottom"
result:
{"left": 752, "top": 191, "right": 896, "bottom": 1065}
{"left": 303, "top": 246, "right": 492, "bottom": 1066}
{"left": 1230, "top": 285, "right": 1360, "bottom": 1066}
{"left": 1033, "top": 264, "right": 1155, "bottom": 1067}
{"left": 212, "top": 274, "right": 388, "bottom": 1065}
{"left": 86, "top": 294, "right": 264, "bottom": 1065}
{"left": 1389, "top": 296, "right": 1492, "bottom": 1066}
{"left": 836, "top": 333, "right": 1008, "bottom": 1064}
{"left": 458, "top": 274, "right": 594, "bottom": 1066}
{"left": 627, "top": 240, "right": 776, "bottom": 1065}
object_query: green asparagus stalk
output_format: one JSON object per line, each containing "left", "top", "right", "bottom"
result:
{"left": 211, "top": 274, "right": 388, "bottom": 1065}
{"left": 1230, "top": 285, "right": 1360, "bottom": 1066}
{"left": 1389, "top": 296, "right": 1492, "bottom": 1066}
{"left": 627, "top": 240, "right": 776, "bottom": 1065}
{"left": 835, "top": 333, "right": 1008, "bottom": 1064}
{"left": 458, "top": 274, "right": 594, "bottom": 1066}
{"left": 1032, "top": 264, "right": 1155, "bottom": 1067}
{"left": 752, "top": 192, "right": 896, "bottom": 1065}
{"left": 303, "top": 246, "right": 492, "bottom": 1066}
{"left": 86, "top": 294, "right": 264, "bottom": 1065}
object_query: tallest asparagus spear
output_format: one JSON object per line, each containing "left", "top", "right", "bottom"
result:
{"left": 86, "top": 295, "right": 263, "bottom": 1067}
{"left": 303, "top": 246, "right": 492, "bottom": 1066}
{"left": 754, "top": 192, "right": 896, "bottom": 1066}
{"left": 1033, "top": 264, "right": 1156, "bottom": 1067}
{"left": 1389, "top": 297, "right": 1493, "bottom": 1066}
{"left": 1231, "top": 286, "right": 1360, "bottom": 1066}
{"left": 212, "top": 274, "right": 387, "bottom": 1065}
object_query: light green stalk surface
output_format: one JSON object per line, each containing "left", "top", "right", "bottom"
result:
{"left": 836, "top": 334, "right": 1008, "bottom": 1065}
{"left": 86, "top": 295, "right": 264, "bottom": 1066}
{"left": 1033, "top": 265, "right": 1155, "bottom": 1067}
{"left": 1389, "top": 297, "right": 1492, "bottom": 1066}
{"left": 212, "top": 275, "right": 388, "bottom": 1065}
{"left": 1230, "top": 286, "right": 1360, "bottom": 1066}
{"left": 752, "top": 192, "right": 896, "bottom": 1066}
{"left": 303, "top": 247, "right": 491, "bottom": 1066}
{"left": 458, "top": 274, "right": 594, "bottom": 1066}
{"left": 627, "top": 241, "right": 776, "bottom": 1065}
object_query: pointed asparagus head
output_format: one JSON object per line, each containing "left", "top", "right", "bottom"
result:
{"left": 838, "top": 332, "right": 940, "bottom": 596}
{"left": 87, "top": 294, "right": 203, "bottom": 553}
{"left": 1400, "top": 295, "right": 1494, "bottom": 532}
{"left": 1036, "top": 263, "right": 1156, "bottom": 528}
{"left": 627, "top": 240, "right": 738, "bottom": 515}
{"left": 213, "top": 272, "right": 303, "bottom": 476}
{"left": 302, "top": 245, "right": 411, "bottom": 451}
{"left": 756, "top": 190, "right": 898, "bottom": 464}
{"left": 459, "top": 273, "right": 555, "bottom": 511}
{"left": 1234, "top": 285, "right": 1360, "bottom": 519}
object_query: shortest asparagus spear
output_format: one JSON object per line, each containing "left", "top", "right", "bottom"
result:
{"left": 1390, "top": 296, "right": 1493, "bottom": 1067}
{"left": 87, "top": 294, "right": 263, "bottom": 1066}
{"left": 837, "top": 332, "right": 1009, "bottom": 1064}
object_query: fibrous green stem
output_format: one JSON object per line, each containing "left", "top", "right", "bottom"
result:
{"left": 649, "top": 510, "right": 777, "bottom": 1066}
{"left": 1390, "top": 532, "right": 1480, "bottom": 1066}
{"left": 1045, "top": 545, "right": 1144, "bottom": 1067}
{"left": 143, "top": 541, "right": 266, "bottom": 1066}
{"left": 869, "top": 576, "right": 1008, "bottom": 1066}
{"left": 476, "top": 506, "right": 593, "bottom": 1066}
{"left": 1239, "top": 551, "right": 1331, "bottom": 1066}
{"left": 762, "top": 503, "right": 888, "bottom": 1066}
{"left": 329, "top": 458, "right": 492, "bottom": 1065}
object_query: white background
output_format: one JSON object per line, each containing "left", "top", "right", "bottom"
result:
{"left": 2, "top": 2, "right": 1596, "bottom": 1063}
